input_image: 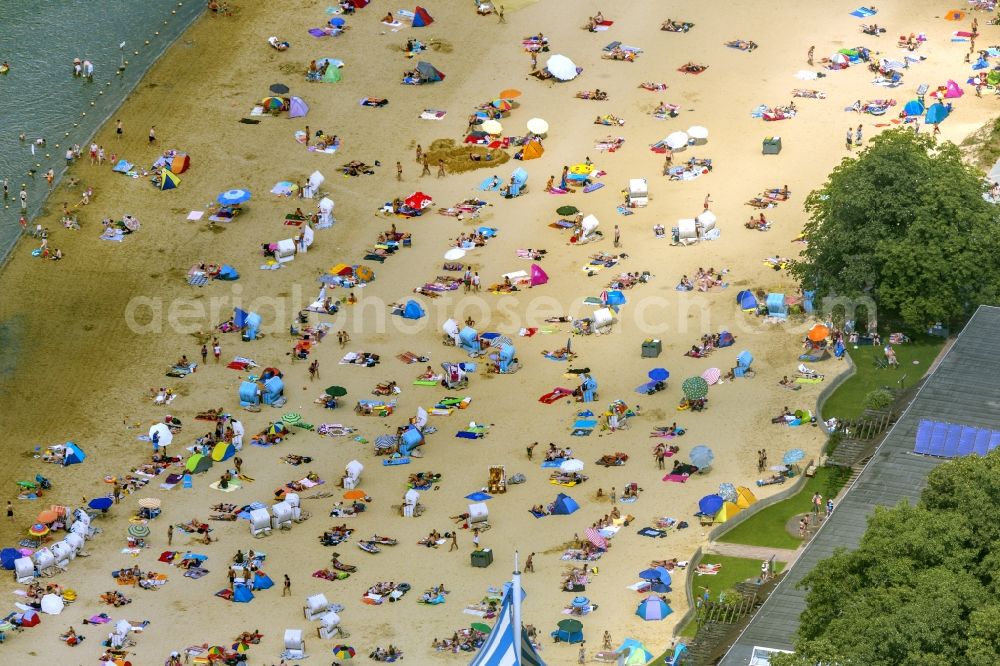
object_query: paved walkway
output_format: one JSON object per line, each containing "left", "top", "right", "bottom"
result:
{"left": 704, "top": 541, "right": 801, "bottom": 564}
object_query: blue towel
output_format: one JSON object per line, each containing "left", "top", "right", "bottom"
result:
{"left": 850, "top": 6, "right": 876, "bottom": 17}
{"left": 465, "top": 492, "right": 492, "bottom": 501}
{"left": 456, "top": 431, "right": 483, "bottom": 439}
{"left": 573, "top": 420, "right": 598, "bottom": 429}
{"left": 635, "top": 381, "right": 657, "bottom": 394}
{"left": 479, "top": 176, "right": 501, "bottom": 191}
{"left": 383, "top": 457, "right": 411, "bottom": 466}
{"left": 541, "top": 459, "right": 564, "bottom": 468}
{"left": 530, "top": 510, "right": 547, "bottom": 518}
{"left": 577, "top": 410, "right": 594, "bottom": 417}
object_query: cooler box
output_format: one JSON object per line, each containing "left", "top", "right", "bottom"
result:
{"left": 642, "top": 339, "right": 662, "bottom": 358}
{"left": 762, "top": 137, "right": 781, "bottom": 155}
{"left": 471, "top": 548, "right": 493, "bottom": 568}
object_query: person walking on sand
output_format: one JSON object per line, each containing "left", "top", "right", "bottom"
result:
{"left": 472, "top": 271, "right": 480, "bottom": 292}
{"left": 578, "top": 642, "right": 586, "bottom": 664}
{"left": 304, "top": 125, "right": 310, "bottom": 147}
{"left": 116, "top": 119, "right": 123, "bottom": 140}
{"left": 167, "top": 524, "right": 173, "bottom": 546}
{"left": 472, "top": 528, "right": 480, "bottom": 549}
{"left": 610, "top": 487, "right": 616, "bottom": 504}
{"left": 309, "top": 359, "right": 319, "bottom": 381}
{"left": 282, "top": 574, "right": 291, "bottom": 596}
{"left": 807, "top": 45, "right": 814, "bottom": 66}
{"left": 421, "top": 157, "right": 431, "bottom": 177}
{"left": 530, "top": 50, "right": 538, "bottom": 71}
{"left": 525, "top": 552, "right": 535, "bottom": 572}
{"left": 148, "top": 126, "right": 156, "bottom": 144}
{"left": 396, "top": 161, "right": 402, "bottom": 181}
{"left": 201, "top": 345, "right": 208, "bottom": 364}
{"left": 213, "top": 338, "right": 221, "bottom": 363}
{"left": 703, "top": 193, "right": 711, "bottom": 211}
{"left": 613, "top": 224, "right": 620, "bottom": 248}
{"left": 7, "top": 501, "right": 13, "bottom": 520}
{"left": 933, "top": 122, "right": 941, "bottom": 136}
{"left": 855, "top": 124, "right": 863, "bottom": 146}
{"left": 437, "top": 159, "right": 446, "bottom": 178}
{"left": 234, "top": 456, "right": 243, "bottom": 475}
{"left": 449, "top": 531, "right": 458, "bottom": 551}
{"left": 19, "top": 185, "right": 28, "bottom": 213}
{"left": 845, "top": 127, "right": 852, "bottom": 150}
{"left": 497, "top": 5, "right": 505, "bottom": 23}
{"left": 89, "top": 143, "right": 98, "bottom": 165}
{"left": 415, "top": 144, "right": 423, "bottom": 162}
{"left": 526, "top": 442, "right": 537, "bottom": 460}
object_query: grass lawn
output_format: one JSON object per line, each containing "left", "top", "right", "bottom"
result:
{"left": 718, "top": 467, "right": 851, "bottom": 550}
{"left": 820, "top": 334, "right": 945, "bottom": 420}
{"left": 677, "top": 555, "right": 787, "bottom": 637}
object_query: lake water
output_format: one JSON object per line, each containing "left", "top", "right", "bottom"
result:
{"left": 0, "top": 0, "right": 203, "bottom": 265}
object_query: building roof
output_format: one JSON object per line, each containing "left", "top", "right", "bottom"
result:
{"left": 720, "top": 305, "right": 1000, "bottom": 665}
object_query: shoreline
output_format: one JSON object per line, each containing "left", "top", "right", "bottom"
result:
{"left": 0, "top": 1, "right": 982, "bottom": 662}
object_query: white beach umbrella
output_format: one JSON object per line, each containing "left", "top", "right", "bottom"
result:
{"left": 149, "top": 422, "right": 173, "bottom": 448}
{"left": 546, "top": 54, "right": 579, "bottom": 81}
{"left": 687, "top": 126, "right": 709, "bottom": 140}
{"left": 527, "top": 118, "right": 549, "bottom": 135}
{"left": 444, "top": 248, "right": 466, "bottom": 261}
{"left": 560, "top": 458, "right": 585, "bottom": 473}
{"left": 481, "top": 119, "right": 503, "bottom": 135}
{"left": 666, "top": 131, "right": 689, "bottom": 150}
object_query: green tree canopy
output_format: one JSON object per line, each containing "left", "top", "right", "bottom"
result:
{"left": 772, "top": 451, "right": 1000, "bottom": 666}
{"left": 792, "top": 130, "right": 1000, "bottom": 330}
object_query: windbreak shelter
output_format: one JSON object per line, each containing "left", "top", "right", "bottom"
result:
{"left": 289, "top": 96, "right": 309, "bottom": 118}
{"left": 925, "top": 102, "right": 949, "bottom": 124}
{"left": 530, "top": 264, "right": 548, "bottom": 286}
{"left": 412, "top": 6, "right": 434, "bottom": 26}
{"left": 64, "top": 442, "right": 86, "bottom": 466}
{"left": 551, "top": 493, "right": 579, "bottom": 515}
{"left": 401, "top": 299, "right": 426, "bottom": 319}
{"left": 416, "top": 61, "right": 445, "bottom": 83}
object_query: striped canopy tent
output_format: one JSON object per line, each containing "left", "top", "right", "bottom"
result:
{"left": 469, "top": 561, "right": 545, "bottom": 666}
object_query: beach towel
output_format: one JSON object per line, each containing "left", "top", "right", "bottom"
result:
{"left": 571, "top": 429, "right": 594, "bottom": 437}
{"left": 850, "top": 6, "right": 877, "bottom": 18}
{"left": 479, "top": 176, "right": 502, "bottom": 191}
{"left": 383, "top": 457, "right": 411, "bottom": 466}
{"left": 209, "top": 480, "right": 241, "bottom": 492}
{"left": 583, "top": 182, "right": 605, "bottom": 193}
{"left": 573, "top": 420, "right": 598, "bottom": 429}
{"left": 637, "top": 527, "right": 667, "bottom": 538}
{"left": 541, "top": 460, "right": 565, "bottom": 468}
{"left": 419, "top": 109, "right": 447, "bottom": 120}
{"left": 530, "top": 510, "right": 547, "bottom": 518}
{"left": 663, "top": 474, "right": 689, "bottom": 483}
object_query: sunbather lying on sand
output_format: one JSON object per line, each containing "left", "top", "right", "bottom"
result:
{"left": 576, "top": 89, "right": 608, "bottom": 100}
{"left": 661, "top": 19, "right": 694, "bottom": 32}
{"left": 678, "top": 62, "right": 707, "bottom": 74}
{"left": 268, "top": 36, "right": 289, "bottom": 51}
{"left": 639, "top": 82, "right": 668, "bottom": 91}
{"left": 725, "top": 39, "right": 758, "bottom": 51}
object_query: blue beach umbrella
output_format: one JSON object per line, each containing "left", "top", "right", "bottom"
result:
{"left": 648, "top": 368, "right": 669, "bottom": 382}
{"left": 698, "top": 494, "right": 724, "bottom": 516}
{"left": 783, "top": 448, "right": 806, "bottom": 465}
{"left": 0, "top": 547, "right": 19, "bottom": 570}
{"left": 88, "top": 497, "right": 113, "bottom": 511}
{"left": 689, "top": 445, "right": 714, "bottom": 469}
{"left": 218, "top": 188, "right": 252, "bottom": 205}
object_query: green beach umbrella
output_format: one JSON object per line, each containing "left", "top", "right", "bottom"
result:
{"left": 282, "top": 412, "right": 302, "bottom": 424}
{"left": 471, "top": 622, "right": 491, "bottom": 634}
{"left": 556, "top": 205, "right": 579, "bottom": 216}
{"left": 557, "top": 619, "right": 583, "bottom": 632}
{"left": 325, "top": 385, "right": 348, "bottom": 397}
{"left": 682, "top": 376, "right": 709, "bottom": 400}
{"left": 127, "top": 524, "right": 150, "bottom": 538}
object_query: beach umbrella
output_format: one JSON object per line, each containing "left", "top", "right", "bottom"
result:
{"left": 769, "top": 464, "right": 789, "bottom": 472}
{"left": 718, "top": 483, "right": 737, "bottom": 502}
{"left": 666, "top": 131, "right": 689, "bottom": 149}
{"left": 343, "top": 490, "right": 366, "bottom": 500}
{"left": 444, "top": 248, "right": 466, "bottom": 261}
{"left": 648, "top": 368, "right": 669, "bottom": 382}
{"left": 560, "top": 459, "right": 585, "bottom": 473}
{"left": 638, "top": 567, "right": 668, "bottom": 583}
{"left": 492, "top": 99, "right": 513, "bottom": 111}
{"left": 127, "top": 524, "right": 150, "bottom": 538}
{"left": 261, "top": 96, "right": 285, "bottom": 110}
{"left": 325, "top": 385, "right": 348, "bottom": 397}
{"left": 636, "top": 595, "right": 673, "bottom": 621}
{"left": 28, "top": 523, "right": 49, "bottom": 537}
{"left": 218, "top": 188, "right": 252, "bottom": 205}
{"left": 698, "top": 494, "right": 724, "bottom": 516}
{"left": 558, "top": 619, "right": 583, "bottom": 632}
{"left": 556, "top": 205, "right": 579, "bottom": 216}
{"left": 545, "top": 54, "right": 579, "bottom": 81}
{"left": 333, "top": 645, "right": 356, "bottom": 659}
{"left": 149, "top": 422, "right": 173, "bottom": 448}
{"left": 89, "top": 497, "right": 113, "bottom": 511}
{"left": 0, "top": 548, "right": 19, "bottom": 570}
{"left": 527, "top": 118, "right": 549, "bottom": 135}
{"left": 481, "top": 119, "right": 503, "bottom": 135}
{"left": 282, "top": 412, "right": 302, "bottom": 425}
{"left": 233, "top": 642, "right": 250, "bottom": 653}
{"left": 471, "top": 622, "right": 492, "bottom": 634}
{"left": 807, "top": 324, "right": 830, "bottom": 342}
{"left": 687, "top": 125, "right": 709, "bottom": 140}
{"left": 783, "top": 448, "right": 806, "bottom": 465}
{"left": 701, "top": 367, "right": 721, "bottom": 385}
{"left": 690, "top": 445, "right": 714, "bottom": 469}
{"left": 682, "top": 376, "right": 709, "bottom": 400}
{"left": 489, "top": 335, "right": 513, "bottom": 348}
{"left": 36, "top": 509, "right": 58, "bottom": 524}
{"left": 269, "top": 83, "right": 290, "bottom": 94}
{"left": 571, "top": 596, "right": 590, "bottom": 608}
{"left": 499, "top": 88, "right": 521, "bottom": 99}
{"left": 944, "top": 9, "right": 966, "bottom": 21}
{"left": 271, "top": 181, "right": 298, "bottom": 196}
{"left": 137, "top": 498, "right": 161, "bottom": 510}
{"left": 569, "top": 163, "right": 594, "bottom": 175}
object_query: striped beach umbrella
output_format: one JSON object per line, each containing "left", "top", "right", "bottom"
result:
{"left": 137, "top": 498, "right": 161, "bottom": 510}
{"left": 702, "top": 367, "right": 722, "bottom": 385}
{"left": 332, "top": 645, "right": 356, "bottom": 659}
{"left": 489, "top": 335, "right": 513, "bottom": 348}
{"left": 28, "top": 523, "right": 49, "bottom": 537}
{"left": 127, "top": 524, "right": 150, "bottom": 538}
{"left": 282, "top": 412, "right": 302, "bottom": 425}
{"left": 584, "top": 527, "right": 607, "bottom": 550}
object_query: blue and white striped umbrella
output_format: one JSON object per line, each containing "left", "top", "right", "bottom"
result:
{"left": 217, "top": 188, "right": 252, "bottom": 205}
{"left": 718, "top": 483, "right": 737, "bottom": 503}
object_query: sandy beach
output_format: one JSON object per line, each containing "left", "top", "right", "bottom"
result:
{"left": 0, "top": 1, "right": 990, "bottom": 663}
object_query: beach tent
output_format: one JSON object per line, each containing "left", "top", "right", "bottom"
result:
{"left": 714, "top": 501, "right": 743, "bottom": 523}
{"left": 159, "top": 170, "right": 180, "bottom": 191}
{"left": 766, "top": 293, "right": 788, "bottom": 319}
{"left": 170, "top": 153, "right": 190, "bottom": 174}
{"left": 925, "top": 102, "right": 949, "bottom": 124}
{"left": 112, "top": 159, "right": 133, "bottom": 173}
{"left": 551, "top": 619, "right": 584, "bottom": 644}
{"left": 233, "top": 584, "right": 255, "bottom": 603}
{"left": 211, "top": 442, "right": 236, "bottom": 462}
{"left": 0, "top": 548, "right": 19, "bottom": 570}
{"left": 945, "top": 80, "right": 964, "bottom": 98}
{"left": 551, "top": 493, "right": 579, "bottom": 515}
{"left": 530, "top": 264, "right": 548, "bottom": 286}
{"left": 635, "top": 596, "right": 672, "bottom": 621}
{"left": 316, "top": 58, "right": 343, "bottom": 83}
{"left": 521, "top": 139, "right": 544, "bottom": 160}
{"left": 945, "top": 9, "right": 966, "bottom": 20}
{"left": 412, "top": 6, "right": 434, "bottom": 26}
{"left": 830, "top": 53, "right": 849, "bottom": 66}
{"left": 617, "top": 639, "right": 655, "bottom": 665}
{"left": 289, "top": 96, "right": 309, "bottom": 118}
{"left": 185, "top": 453, "right": 212, "bottom": 474}
{"left": 902, "top": 99, "right": 924, "bottom": 116}
{"left": 217, "top": 265, "right": 239, "bottom": 281}
{"left": 736, "top": 290, "right": 758, "bottom": 311}
{"left": 735, "top": 486, "right": 758, "bottom": 509}
{"left": 19, "top": 610, "right": 40, "bottom": 627}
{"left": 469, "top": 574, "right": 546, "bottom": 666}
{"left": 401, "top": 299, "right": 426, "bottom": 320}
{"left": 63, "top": 442, "right": 86, "bottom": 466}
{"left": 416, "top": 61, "right": 445, "bottom": 83}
